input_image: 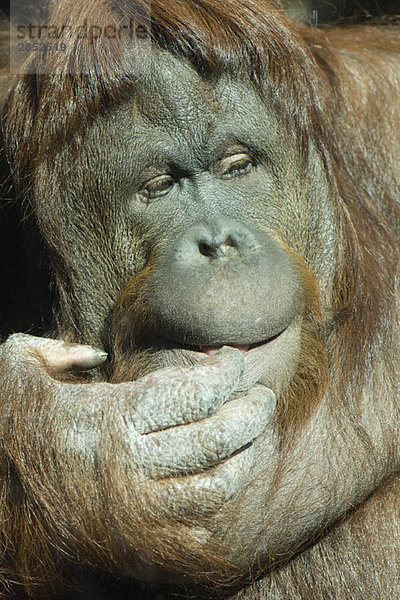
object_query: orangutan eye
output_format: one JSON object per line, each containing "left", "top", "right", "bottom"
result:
{"left": 140, "top": 175, "right": 175, "bottom": 201}
{"left": 215, "top": 153, "right": 255, "bottom": 180}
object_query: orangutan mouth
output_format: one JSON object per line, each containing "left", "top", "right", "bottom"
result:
{"left": 200, "top": 338, "right": 274, "bottom": 355}
{"left": 146, "top": 327, "right": 287, "bottom": 357}
{"left": 196, "top": 329, "right": 286, "bottom": 356}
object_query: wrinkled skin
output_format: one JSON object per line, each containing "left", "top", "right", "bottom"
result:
{"left": 2, "top": 335, "right": 275, "bottom": 507}
{"left": 2, "top": 37, "right": 398, "bottom": 598}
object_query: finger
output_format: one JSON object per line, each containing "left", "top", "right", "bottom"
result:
{"left": 128, "top": 346, "right": 245, "bottom": 434}
{"left": 147, "top": 443, "right": 257, "bottom": 520}
{"left": 5, "top": 334, "right": 108, "bottom": 372}
{"left": 43, "top": 344, "right": 108, "bottom": 372}
{"left": 132, "top": 386, "right": 276, "bottom": 478}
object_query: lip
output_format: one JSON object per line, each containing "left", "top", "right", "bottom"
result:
{"left": 127, "top": 320, "right": 301, "bottom": 394}
{"left": 199, "top": 330, "right": 285, "bottom": 356}
{"left": 147, "top": 328, "right": 287, "bottom": 356}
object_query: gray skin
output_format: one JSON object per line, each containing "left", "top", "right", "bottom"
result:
{"left": 0, "top": 44, "right": 347, "bottom": 581}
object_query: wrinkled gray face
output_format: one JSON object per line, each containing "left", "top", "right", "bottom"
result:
{"left": 50, "top": 42, "right": 335, "bottom": 392}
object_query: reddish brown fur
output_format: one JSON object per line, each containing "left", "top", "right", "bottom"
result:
{"left": 1, "top": 1, "right": 400, "bottom": 599}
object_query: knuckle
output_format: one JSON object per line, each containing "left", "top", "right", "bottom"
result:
{"left": 211, "top": 428, "right": 233, "bottom": 459}
{"left": 200, "top": 346, "right": 245, "bottom": 375}
{"left": 3, "top": 332, "right": 28, "bottom": 351}
{"left": 217, "top": 345, "right": 246, "bottom": 369}
{"left": 2, "top": 334, "right": 32, "bottom": 366}
{"left": 2, "top": 334, "right": 56, "bottom": 366}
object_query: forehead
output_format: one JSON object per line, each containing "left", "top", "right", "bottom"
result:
{"left": 75, "top": 41, "right": 288, "bottom": 188}
{"left": 122, "top": 41, "right": 280, "bottom": 152}
{"left": 132, "top": 45, "right": 218, "bottom": 126}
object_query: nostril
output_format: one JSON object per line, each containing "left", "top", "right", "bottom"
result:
{"left": 198, "top": 236, "right": 236, "bottom": 258}
{"left": 198, "top": 240, "right": 214, "bottom": 257}
{"left": 175, "top": 221, "right": 259, "bottom": 265}
{"left": 198, "top": 239, "right": 220, "bottom": 258}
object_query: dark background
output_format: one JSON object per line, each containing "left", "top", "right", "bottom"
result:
{"left": 285, "top": 0, "right": 400, "bottom": 24}
{"left": 0, "top": 0, "right": 400, "bottom": 341}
